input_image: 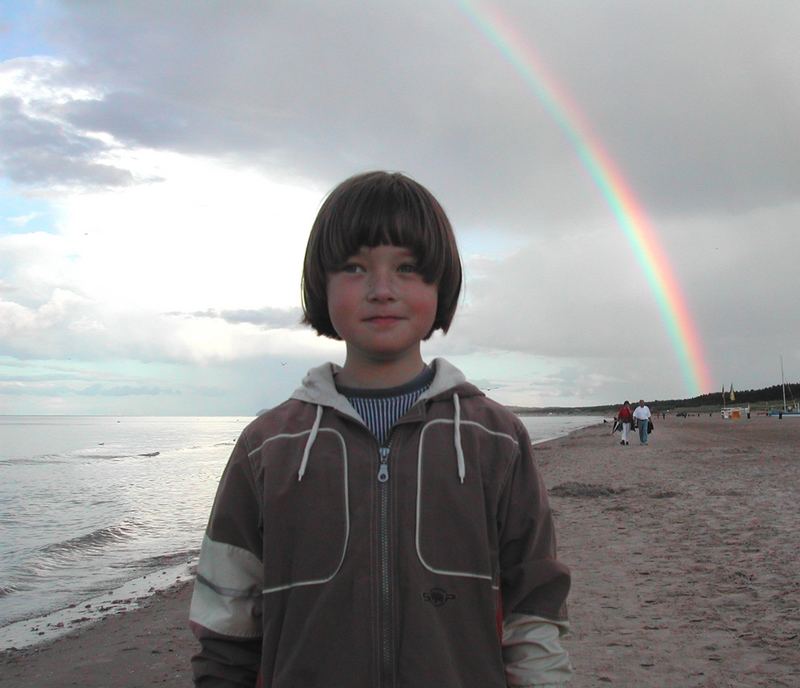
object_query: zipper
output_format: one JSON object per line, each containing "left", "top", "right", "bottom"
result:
{"left": 377, "top": 443, "right": 393, "bottom": 686}
{"left": 378, "top": 445, "right": 390, "bottom": 482}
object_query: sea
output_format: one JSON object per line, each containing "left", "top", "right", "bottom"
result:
{"left": 0, "top": 413, "right": 603, "bottom": 649}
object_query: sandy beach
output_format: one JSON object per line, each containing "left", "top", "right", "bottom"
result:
{"left": 2, "top": 414, "right": 798, "bottom": 687}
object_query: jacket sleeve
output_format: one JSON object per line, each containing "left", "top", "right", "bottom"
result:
{"left": 190, "top": 433, "right": 263, "bottom": 687}
{"left": 502, "top": 614, "right": 572, "bottom": 687}
{"left": 498, "top": 426, "right": 573, "bottom": 686}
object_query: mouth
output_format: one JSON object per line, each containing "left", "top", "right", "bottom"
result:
{"left": 364, "top": 315, "right": 403, "bottom": 325}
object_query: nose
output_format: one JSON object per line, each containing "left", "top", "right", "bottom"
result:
{"left": 367, "top": 269, "right": 396, "bottom": 301}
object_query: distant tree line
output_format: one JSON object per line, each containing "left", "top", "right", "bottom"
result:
{"left": 649, "top": 382, "right": 797, "bottom": 409}
{"left": 509, "top": 382, "right": 798, "bottom": 415}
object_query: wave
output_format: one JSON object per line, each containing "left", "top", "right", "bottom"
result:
{"left": 0, "top": 452, "right": 130, "bottom": 466}
{"left": 70, "top": 453, "right": 129, "bottom": 460}
{"left": 0, "top": 455, "right": 70, "bottom": 466}
{"left": 39, "top": 520, "right": 142, "bottom": 559}
{"left": 0, "top": 584, "right": 23, "bottom": 598}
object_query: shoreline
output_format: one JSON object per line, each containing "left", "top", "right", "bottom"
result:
{"left": 0, "top": 579, "right": 196, "bottom": 687}
{"left": 0, "top": 560, "right": 196, "bottom": 652}
{"left": 2, "top": 414, "right": 798, "bottom": 686}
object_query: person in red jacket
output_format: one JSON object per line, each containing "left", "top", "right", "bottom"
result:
{"left": 617, "top": 400, "right": 633, "bottom": 445}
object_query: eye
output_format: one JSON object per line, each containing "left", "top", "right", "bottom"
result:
{"left": 340, "top": 262, "right": 365, "bottom": 274}
{"left": 397, "top": 262, "right": 419, "bottom": 274}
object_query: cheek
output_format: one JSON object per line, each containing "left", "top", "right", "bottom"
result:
{"left": 411, "top": 285, "right": 439, "bottom": 326}
{"left": 326, "top": 278, "right": 358, "bottom": 330}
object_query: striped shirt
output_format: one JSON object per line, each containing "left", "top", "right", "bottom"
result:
{"left": 338, "top": 366, "right": 434, "bottom": 447}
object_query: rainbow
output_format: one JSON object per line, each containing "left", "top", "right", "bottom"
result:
{"left": 455, "top": 0, "right": 713, "bottom": 396}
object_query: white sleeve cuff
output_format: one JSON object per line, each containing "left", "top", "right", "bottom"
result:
{"left": 502, "top": 613, "right": 573, "bottom": 686}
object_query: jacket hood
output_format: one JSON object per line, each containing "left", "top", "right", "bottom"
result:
{"left": 290, "top": 357, "right": 482, "bottom": 414}
{"left": 289, "top": 357, "right": 484, "bottom": 483}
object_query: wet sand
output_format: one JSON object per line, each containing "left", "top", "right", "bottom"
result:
{"left": 2, "top": 414, "right": 798, "bottom": 687}
{"left": 0, "top": 582, "right": 195, "bottom": 687}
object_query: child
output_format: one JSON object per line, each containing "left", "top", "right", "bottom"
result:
{"left": 190, "top": 171, "right": 573, "bottom": 687}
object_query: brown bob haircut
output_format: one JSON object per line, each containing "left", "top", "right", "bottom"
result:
{"left": 302, "top": 171, "right": 462, "bottom": 340}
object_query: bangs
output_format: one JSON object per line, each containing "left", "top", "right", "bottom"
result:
{"left": 316, "top": 180, "right": 445, "bottom": 284}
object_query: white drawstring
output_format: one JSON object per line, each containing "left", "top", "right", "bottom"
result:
{"left": 298, "top": 404, "right": 323, "bottom": 481}
{"left": 453, "top": 393, "right": 465, "bottom": 483}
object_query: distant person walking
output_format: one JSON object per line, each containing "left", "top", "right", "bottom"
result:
{"left": 633, "top": 399, "right": 652, "bottom": 445}
{"left": 617, "top": 400, "right": 633, "bottom": 445}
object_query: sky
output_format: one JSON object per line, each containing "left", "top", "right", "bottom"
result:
{"left": 1, "top": 1, "right": 799, "bottom": 415}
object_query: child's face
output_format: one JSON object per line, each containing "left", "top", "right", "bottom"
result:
{"left": 327, "top": 244, "right": 438, "bottom": 371}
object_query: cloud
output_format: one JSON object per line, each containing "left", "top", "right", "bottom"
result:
{"left": 0, "top": 57, "right": 135, "bottom": 189}
{"left": 183, "top": 307, "right": 304, "bottom": 329}
{"left": 76, "top": 384, "right": 181, "bottom": 397}
{"left": 511, "top": 3, "right": 800, "bottom": 217}
{"left": 6, "top": 3, "right": 798, "bottom": 233}
{"left": 479, "top": 195, "right": 800, "bottom": 351}
{"left": 27, "top": 1, "right": 795, "bottom": 229}
{"left": 0, "top": 95, "right": 133, "bottom": 188}
{"left": 0, "top": 381, "right": 181, "bottom": 397}
{"left": 7, "top": 211, "right": 42, "bottom": 227}
{"left": 0, "top": 288, "right": 329, "bottom": 365}
{"left": 455, "top": 230, "right": 661, "bottom": 359}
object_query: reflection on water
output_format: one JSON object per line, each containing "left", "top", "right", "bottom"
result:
{"left": 520, "top": 414, "right": 605, "bottom": 445}
{"left": 0, "top": 416, "right": 245, "bottom": 631}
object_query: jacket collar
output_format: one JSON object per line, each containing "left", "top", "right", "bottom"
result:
{"left": 290, "top": 357, "right": 481, "bottom": 416}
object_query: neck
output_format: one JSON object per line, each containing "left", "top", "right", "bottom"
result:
{"left": 336, "top": 355, "right": 427, "bottom": 390}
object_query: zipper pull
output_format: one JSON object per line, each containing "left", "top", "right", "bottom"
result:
{"left": 378, "top": 446, "right": 390, "bottom": 482}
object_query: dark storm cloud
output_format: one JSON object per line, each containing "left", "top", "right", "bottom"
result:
{"left": 40, "top": 1, "right": 588, "bottom": 228}
{"left": 36, "top": 0, "right": 799, "bottom": 227}
{"left": 0, "top": 94, "right": 133, "bottom": 188}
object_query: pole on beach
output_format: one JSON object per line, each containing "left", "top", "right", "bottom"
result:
{"left": 781, "top": 355, "right": 787, "bottom": 412}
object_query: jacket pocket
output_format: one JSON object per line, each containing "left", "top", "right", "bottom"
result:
{"left": 259, "top": 429, "right": 349, "bottom": 593}
{"left": 415, "top": 419, "right": 507, "bottom": 584}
